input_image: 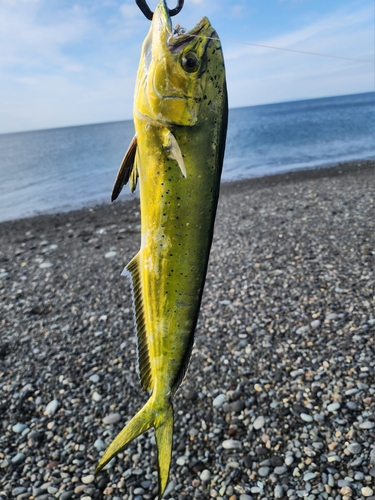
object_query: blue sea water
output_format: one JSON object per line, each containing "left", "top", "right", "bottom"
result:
{"left": 0, "top": 92, "right": 374, "bottom": 222}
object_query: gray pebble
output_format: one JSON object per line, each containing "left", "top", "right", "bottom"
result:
{"left": 92, "top": 391, "right": 102, "bottom": 401}
{"left": 102, "top": 412, "right": 121, "bottom": 424}
{"left": 300, "top": 413, "right": 313, "bottom": 422}
{"left": 200, "top": 469, "right": 211, "bottom": 482}
{"left": 60, "top": 492, "right": 74, "bottom": 500}
{"left": 104, "top": 251, "right": 117, "bottom": 258}
{"left": 253, "top": 415, "right": 265, "bottom": 430}
{"left": 274, "top": 466, "right": 288, "bottom": 475}
{"left": 274, "top": 485, "right": 284, "bottom": 499}
{"left": 347, "top": 442, "right": 362, "bottom": 454}
{"left": 11, "top": 453, "right": 25, "bottom": 465}
{"left": 325, "top": 313, "right": 338, "bottom": 320}
{"left": 258, "top": 466, "right": 270, "bottom": 477}
{"left": 163, "top": 480, "right": 176, "bottom": 496}
{"left": 213, "top": 394, "right": 226, "bottom": 408}
{"left": 82, "top": 475, "right": 95, "bottom": 484}
{"left": 303, "top": 472, "right": 316, "bottom": 481}
{"left": 346, "top": 388, "right": 359, "bottom": 396}
{"left": 44, "top": 399, "right": 59, "bottom": 415}
{"left": 39, "top": 262, "right": 53, "bottom": 269}
{"left": 296, "top": 325, "right": 310, "bottom": 334}
{"left": 12, "top": 423, "right": 27, "bottom": 433}
{"left": 93, "top": 438, "right": 105, "bottom": 451}
{"left": 285, "top": 456, "right": 294, "bottom": 466}
{"left": 222, "top": 440, "right": 241, "bottom": 450}
{"left": 12, "top": 488, "right": 27, "bottom": 496}
{"left": 327, "top": 402, "right": 340, "bottom": 412}
{"left": 359, "top": 421, "right": 374, "bottom": 429}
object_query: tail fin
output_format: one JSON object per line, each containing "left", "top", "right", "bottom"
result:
{"left": 95, "top": 396, "right": 174, "bottom": 500}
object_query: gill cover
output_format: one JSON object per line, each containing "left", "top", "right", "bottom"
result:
{"left": 135, "top": 0, "right": 213, "bottom": 126}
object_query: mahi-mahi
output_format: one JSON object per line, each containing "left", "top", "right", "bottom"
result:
{"left": 96, "top": 1, "right": 227, "bottom": 497}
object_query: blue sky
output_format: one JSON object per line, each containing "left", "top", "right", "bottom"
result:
{"left": 0, "top": 0, "right": 373, "bottom": 134}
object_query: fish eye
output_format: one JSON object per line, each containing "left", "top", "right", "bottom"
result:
{"left": 181, "top": 51, "right": 200, "bottom": 73}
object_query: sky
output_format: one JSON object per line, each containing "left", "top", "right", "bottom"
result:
{"left": 0, "top": 0, "right": 374, "bottom": 134}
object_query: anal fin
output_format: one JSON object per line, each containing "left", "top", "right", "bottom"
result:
{"left": 124, "top": 254, "right": 153, "bottom": 392}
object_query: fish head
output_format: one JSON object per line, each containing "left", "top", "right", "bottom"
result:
{"left": 135, "top": 0, "right": 224, "bottom": 126}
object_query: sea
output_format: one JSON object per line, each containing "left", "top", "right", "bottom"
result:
{"left": 0, "top": 91, "right": 374, "bottom": 223}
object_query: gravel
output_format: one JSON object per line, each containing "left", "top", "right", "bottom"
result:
{"left": 0, "top": 160, "right": 374, "bottom": 499}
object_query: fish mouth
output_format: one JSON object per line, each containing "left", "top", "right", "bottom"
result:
{"left": 155, "top": 0, "right": 211, "bottom": 54}
{"left": 167, "top": 23, "right": 208, "bottom": 54}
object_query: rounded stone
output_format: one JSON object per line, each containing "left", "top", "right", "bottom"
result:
{"left": 303, "top": 472, "right": 316, "bottom": 481}
{"left": 300, "top": 413, "right": 313, "bottom": 422}
{"left": 274, "top": 485, "right": 284, "bottom": 499}
{"left": 258, "top": 466, "right": 270, "bottom": 477}
{"left": 12, "top": 487, "right": 27, "bottom": 496}
{"left": 285, "top": 456, "right": 294, "bottom": 466}
{"left": 222, "top": 440, "right": 241, "bottom": 450}
{"left": 44, "top": 399, "right": 59, "bottom": 416}
{"left": 274, "top": 466, "right": 288, "bottom": 475}
{"left": 347, "top": 442, "right": 361, "bottom": 454}
{"left": 39, "top": 262, "right": 53, "bottom": 268}
{"left": 102, "top": 413, "right": 121, "bottom": 424}
{"left": 200, "top": 469, "right": 211, "bottom": 482}
{"left": 213, "top": 394, "right": 226, "bottom": 408}
{"left": 296, "top": 325, "right": 310, "bottom": 334}
{"left": 92, "top": 391, "right": 102, "bottom": 401}
{"left": 327, "top": 402, "right": 340, "bottom": 412}
{"left": 82, "top": 475, "right": 95, "bottom": 484}
{"left": 105, "top": 251, "right": 117, "bottom": 259}
{"left": 60, "top": 492, "right": 74, "bottom": 500}
{"left": 361, "top": 487, "right": 374, "bottom": 497}
{"left": 253, "top": 416, "right": 265, "bottom": 430}
{"left": 11, "top": 453, "right": 25, "bottom": 465}
{"left": 359, "top": 421, "right": 374, "bottom": 429}
{"left": 12, "top": 423, "right": 27, "bottom": 433}
{"left": 93, "top": 438, "right": 105, "bottom": 451}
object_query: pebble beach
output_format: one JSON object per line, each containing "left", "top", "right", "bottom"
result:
{"left": 0, "top": 159, "right": 374, "bottom": 500}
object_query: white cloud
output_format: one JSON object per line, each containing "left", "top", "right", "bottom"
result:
{"left": 0, "top": 0, "right": 373, "bottom": 134}
{"left": 224, "top": 3, "right": 374, "bottom": 107}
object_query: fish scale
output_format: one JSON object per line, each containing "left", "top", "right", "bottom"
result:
{"left": 95, "top": 1, "right": 227, "bottom": 497}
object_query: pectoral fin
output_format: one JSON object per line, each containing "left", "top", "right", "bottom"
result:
{"left": 164, "top": 131, "right": 186, "bottom": 178}
{"left": 111, "top": 135, "right": 138, "bottom": 201}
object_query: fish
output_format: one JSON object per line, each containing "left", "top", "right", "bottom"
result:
{"left": 95, "top": 0, "right": 228, "bottom": 497}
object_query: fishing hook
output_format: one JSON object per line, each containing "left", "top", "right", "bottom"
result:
{"left": 135, "top": 0, "right": 184, "bottom": 20}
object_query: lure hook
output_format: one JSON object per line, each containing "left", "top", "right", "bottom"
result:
{"left": 135, "top": 0, "right": 184, "bottom": 20}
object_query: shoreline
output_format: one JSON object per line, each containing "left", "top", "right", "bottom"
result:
{"left": 0, "top": 157, "right": 374, "bottom": 499}
{"left": 0, "top": 158, "right": 373, "bottom": 228}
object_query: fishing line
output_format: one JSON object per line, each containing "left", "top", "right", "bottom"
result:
{"left": 170, "top": 29, "right": 374, "bottom": 65}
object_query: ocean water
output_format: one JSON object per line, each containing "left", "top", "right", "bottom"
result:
{"left": 0, "top": 92, "right": 374, "bottom": 222}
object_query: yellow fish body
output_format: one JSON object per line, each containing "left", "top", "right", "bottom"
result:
{"left": 96, "top": 1, "right": 227, "bottom": 497}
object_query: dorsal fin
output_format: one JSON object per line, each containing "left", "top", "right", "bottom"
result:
{"left": 124, "top": 253, "right": 153, "bottom": 392}
{"left": 111, "top": 135, "right": 138, "bottom": 201}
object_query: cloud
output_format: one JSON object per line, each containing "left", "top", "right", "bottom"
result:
{"left": 0, "top": 0, "right": 373, "bottom": 134}
{"left": 224, "top": 3, "right": 374, "bottom": 107}
{"left": 0, "top": 0, "right": 143, "bottom": 133}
